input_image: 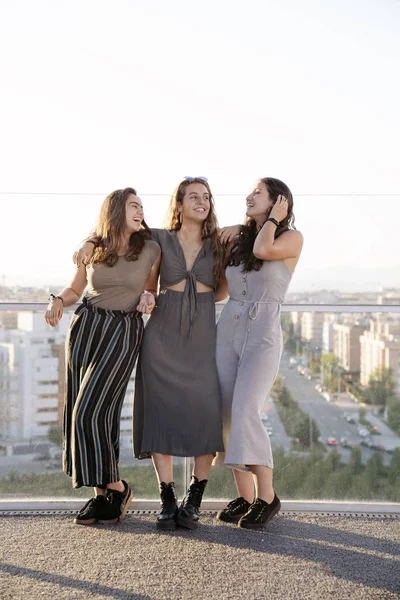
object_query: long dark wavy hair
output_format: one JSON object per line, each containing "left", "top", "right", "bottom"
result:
{"left": 164, "top": 178, "right": 225, "bottom": 283}
{"left": 228, "top": 177, "right": 296, "bottom": 272}
{"left": 92, "top": 187, "right": 152, "bottom": 267}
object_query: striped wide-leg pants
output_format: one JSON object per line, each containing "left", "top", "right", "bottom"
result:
{"left": 63, "top": 299, "right": 143, "bottom": 488}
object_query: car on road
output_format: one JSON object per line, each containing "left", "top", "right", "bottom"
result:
{"left": 289, "top": 357, "right": 298, "bottom": 366}
{"left": 315, "top": 384, "right": 324, "bottom": 393}
{"left": 265, "top": 425, "right": 273, "bottom": 436}
{"left": 340, "top": 437, "right": 356, "bottom": 449}
{"left": 323, "top": 392, "right": 332, "bottom": 402}
{"left": 343, "top": 413, "right": 356, "bottom": 424}
{"left": 261, "top": 413, "right": 269, "bottom": 423}
{"left": 328, "top": 437, "right": 338, "bottom": 446}
{"left": 358, "top": 427, "right": 369, "bottom": 437}
{"left": 360, "top": 438, "right": 375, "bottom": 449}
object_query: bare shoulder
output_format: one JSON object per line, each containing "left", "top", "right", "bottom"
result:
{"left": 281, "top": 230, "right": 304, "bottom": 243}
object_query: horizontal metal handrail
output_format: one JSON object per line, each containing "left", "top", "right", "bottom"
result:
{"left": 1, "top": 302, "right": 400, "bottom": 313}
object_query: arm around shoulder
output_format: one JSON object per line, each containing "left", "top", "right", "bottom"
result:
{"left": 144, "top": 254, "right": 161, "bottom": 297}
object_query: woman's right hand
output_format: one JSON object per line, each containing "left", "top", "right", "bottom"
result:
{"left": 73, "top": 243, "right": 95, "bottom": 267}
{"left": 45, "top": 299, "right": 63, "bottom": 327}
{"left": 219, "top": 225, "right": 241, "bottom": 245}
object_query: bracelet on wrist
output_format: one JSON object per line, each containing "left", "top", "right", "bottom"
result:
{"left": 266, "top": 217, "right": 279, "bottom": 227}
{"left": 49, "top": 294, "right": 64, "bottom": 305}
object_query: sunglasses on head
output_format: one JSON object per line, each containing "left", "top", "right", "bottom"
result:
{"left": 183, "top": 176, "right": 208, "bottom": 183}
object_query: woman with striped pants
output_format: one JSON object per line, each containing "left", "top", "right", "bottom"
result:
{"left": 45, "top": 188, "right": 160, "bottom": 525}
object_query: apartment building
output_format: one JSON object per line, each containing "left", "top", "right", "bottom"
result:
{"left": 301, "top": 312, "right": 325, "bottom": 350}
{"left": 333, "top": 323, "right": 364, "bottom": 372}
{"left": 359, "top": 319, "right": 400, "bottom": 391}
{"left": 0, "top": 312, "right": 137, "bottom": 447}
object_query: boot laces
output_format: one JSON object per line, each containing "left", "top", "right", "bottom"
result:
{"left": 185, "top": 485, "right": 203, "bottom": 508}
{"left": 225, "top": 497, "right": 248, "bottom": 514}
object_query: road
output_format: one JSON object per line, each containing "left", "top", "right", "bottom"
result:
{"left": 278, "top": 355, "right": 400, "bottom": 465}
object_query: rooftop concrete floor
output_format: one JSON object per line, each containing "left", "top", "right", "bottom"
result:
{"left": 1, "top": 512, "right": 399, "bottom": 600}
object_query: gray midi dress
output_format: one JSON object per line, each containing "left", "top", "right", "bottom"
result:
{"left": 214, "top": 260, "right": 292, "bottom": 472}
{"left": 133, "top": 229, "right": 224, "bottom": 459}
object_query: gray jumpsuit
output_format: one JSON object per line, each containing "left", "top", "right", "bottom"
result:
{"left": 214, "top": 259, "right": 292, "bottom": 472}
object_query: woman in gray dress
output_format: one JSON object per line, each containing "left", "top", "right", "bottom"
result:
{"left": 214, "top": 177, "right": 303, "bottom": 529}
{"left": 134, "top": 177, "right": 226, "bottom": 530}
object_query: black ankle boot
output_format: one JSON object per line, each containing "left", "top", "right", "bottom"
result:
{"left": 156, "top": 482, "right": 178, "bottom": 530}
{"left": 238, "top": 494, "right": 281, "bottom": 530}
{"left": 177, "top": 475, "right": 207, "bottom": 530}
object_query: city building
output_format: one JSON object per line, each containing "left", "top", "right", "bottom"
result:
{"left": 322, "top": 317, "right": 335, "bottom": 354}
{"left": 359, "top": 319, "right": 400, "bottom": 392}
{"left": 377, "top": 288, "right": 400, "bottom": 305}
{"left": 0, "top": 311, "right": 136, "bottom": 449}
{"left": 333, "top": 323, "right": 364, "bottom": 372}
{"left": 301, "top": 312, "right": 325, "bottom": 350}
{"left": 290, "top": 311, "right": 302, "bottom": 337}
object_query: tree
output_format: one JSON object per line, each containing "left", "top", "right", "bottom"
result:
{"left": 293, "top": 414, "right": 320, "bottom": 447}
{"left": 387, "top": 396, "right": 400, "bottom": 433}
{"left": 388, "top": 449, "right": 400, "bottom": 490}
{"left": 278, "top": 386, "right": 296, "bottom": 409}
{"left": 309, "top": 353, "right": 321, "bottom": 377}
{"left": 321, "top": 353, "right": 339, "bottom": 371}
{"left": 346, "top": 447, "right": 362, "bottom": 476}
{"left": 363, "top": 453, "right": 385, "bottom": 497}
{"left": 364, "top": 367, "right": 396, "bottom": 406}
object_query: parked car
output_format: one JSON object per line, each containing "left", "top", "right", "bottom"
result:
{"left": 265, "top": 425, "right": 273, "bottom": 436}
{"left": 289, "top": 357, "right": 298, "bottom": 366}
{"left": 328, "top": 437, "right": 338, "bottom": 446}
{"left": 261, "top": 413, "right": 269, "bottom": 423}
{"left": 340, "top": 437, "right": 355, "bottom": 449}
{"left": 358, "top": 427, "right": 369, "bottom": 437}
{"left": 360, "top": 438, "right": 374, "bottom": 448}
{"left": 346, "top": 416, "right": 356, "bottom": 424}
{"left": 323, "top": 392, "right": 332, "bottom": 402}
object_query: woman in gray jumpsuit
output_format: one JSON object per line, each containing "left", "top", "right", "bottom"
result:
{"left": 214, "top": 177, "right": 303, "bottom": 529}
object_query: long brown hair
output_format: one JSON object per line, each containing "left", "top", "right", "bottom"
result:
{"left": 92, "top": 187, "right": 152, "bottom": 267}
{"left": 228, "top": 177, "right": 296, "bottom": 272}
{"left": 164, "top": 178, "right": 224, "bottom": 283}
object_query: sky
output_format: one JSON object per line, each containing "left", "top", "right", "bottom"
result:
{"left": 0, "top": 0, "right": 399, "bottom": 292}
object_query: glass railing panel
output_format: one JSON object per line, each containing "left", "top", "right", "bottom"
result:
{"left": 0, "top": 308, "right": 185, "bottom": 501}
{"left": 206, "top": 308, "right": 400, "bottom": 503}
{"left": 1, "top": 305, "right": 400, "bottom": 505}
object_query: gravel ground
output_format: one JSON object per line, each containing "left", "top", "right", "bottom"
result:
{"left": 0, "top": 513, "right": 399, "bottom": 600}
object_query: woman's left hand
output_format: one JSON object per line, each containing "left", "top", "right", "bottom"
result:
{"left": 219, "top": 225, "right": 241, "bottom": 245}
{"left": 269, "top": 195, "right": 289, "bottom": 223}
{"left": 137, "top": 293, "right": 156, "bottom": 315}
